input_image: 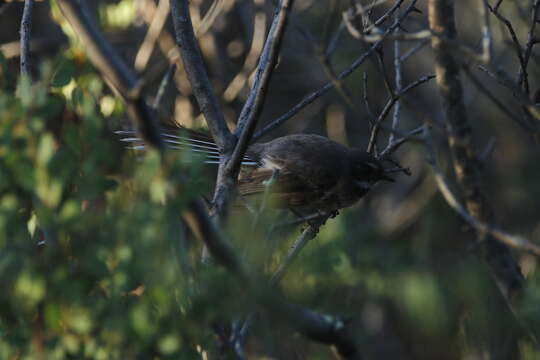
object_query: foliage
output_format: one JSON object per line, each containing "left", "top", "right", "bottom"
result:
{"left": 0, "top": 52, "right": 226, "bottom": 359}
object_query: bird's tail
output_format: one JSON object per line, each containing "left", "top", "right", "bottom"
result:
{"left": 115, "top": 126, "right": 258, "bottom": 166}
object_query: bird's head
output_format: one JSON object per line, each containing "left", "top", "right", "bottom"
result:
{"left": 350, "top": 150, "right": 394, "bottom": 190}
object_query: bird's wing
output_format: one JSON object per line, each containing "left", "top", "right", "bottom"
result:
{"left": 255, "top": 135, "right": 348, "bottom": 191}
{"left": 238, "top": 167, "right": 321, "bottom": 207}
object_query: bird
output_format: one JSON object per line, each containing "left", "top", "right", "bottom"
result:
{"left": 116, "top": 127, "right": 394, "bottom": 214}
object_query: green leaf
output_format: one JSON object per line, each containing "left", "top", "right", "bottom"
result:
{"left": 51, "top": 60, "right": 75, "bottom": 88}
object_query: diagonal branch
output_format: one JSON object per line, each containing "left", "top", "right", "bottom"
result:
{"left": 367, "top": 75, "right": 435, "bottom": 154}
{"left": 227, "top": 0, "right": 295, "bottom": 176}
{"left": 57, "top": 0, "right": 164, "bottom": 152}
{"left": 183, "top": 201, "right": 361, "bottom": 359}
{"left": 430, "top": 161, "right": 540, "bottom": 256}
{"left": 170, "top": 0, "right": 233, "bottom": 152}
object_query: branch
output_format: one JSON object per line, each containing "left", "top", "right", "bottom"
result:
{"left": 428, "top": 0, "right": 523, "bottom": 298}
{"left": 170, "top": 0, "right": 233, "bottom": 152}
{"left": 486, "top": 1, "right": 529, "bottom": 93}
{"left": 57, "top": 0, "right": 165, "bottom": 152}
{"left": 226, "top": 0, "right": 295, "bottom": 176}
{"left": 135, "top": 0, "right": 170, "bottom": 72}
{"left": 388, "top": 7, "right": 403, "bottom": 147}
{"left": 20, "top": 0, "right": 34, "bottom": 77}
{"left": 152, "top": 64, "right": 176, "bottom": 109}
{"left": 462, "top": 66, "right": 534, "bottom": 132}
{"left": 252, "top": 21, "right": 395, "bottom": 140}
{"left": 182, "top": 201, "right": 361, "bottom": 359}
{"left": 271, "top": 216, "right": 329, "bottom": 284}
{"left": 367, "top": 75, "right": 435, "bottom": 154}
{"left": 379, "top": 126, "right": 424, "bottom": 159}
{"left": 183, "top": 199, "right": 249, "bottom": 281}
{"left": 430, "top": 161, "right": 540, "bottom": 256}
{"left": 519, "top": 0, "right": 540, "bottom": 91}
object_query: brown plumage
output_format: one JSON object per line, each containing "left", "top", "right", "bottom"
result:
{"left": 239, "top": 134, "right": 393, "bottom": 212}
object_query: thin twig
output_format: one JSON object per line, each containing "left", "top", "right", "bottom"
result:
{"left": 152, "top": 64, "right": 176, "bottom": 109}
{"left": 388, "top": 7, "right": 403, "bottom": 146}
{"left": 430, "top": 159, "right": 540, "bottom": 256}
{"left": 297, "top": 23, "right": 361, "bottom": 116}
{"left": 325, "top": 21, "right": 346, "bottom": 59}
{"left": 367, "top": 75, "right": 435, "bottom": 154}
{"left": 477, "top": 64, "right": 540, "bottom": 124}
{"left": 486, "top": 1, "right": 529, "bottom": 93}
{"left": 463, "top": 66, "right": 534, "bottom": 131}
{"left": 135, "top": 0, "right": 170, "bottom": 72}
{"left": 363, "top": 72, "right": 378, "bottom": 127}
{"left": 253, "top": 0, "right": 420, "bottom": 141}
{"left": 379, "top": 125, "right": 424, "bottom": 159}
{"left": 271, "top": 216, "right": 329, "bottom": 284}
{"left": 518, "top": 0, "right": 540, "bottom": 93}
{"left": 400, "top": 38, "right": 429, "bottom": 62}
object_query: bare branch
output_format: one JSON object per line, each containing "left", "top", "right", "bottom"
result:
{"left": 463, "top": 66, "right": 535, "bottom": 131}
{"left": 400, "top": 38, "right": 429, "bottom": 62}
{"left": 183, "top": 199, "right": 250, "bottom": 281}
{"left": 428, "top": 0, "right": 523, "bottom": 298}
{"left": 253, "top": 8, "right": 411, "bottom": 141}
{"left": 57, "top": 0, "right": 165, "bottom": 151}
{"left": 486, "top": 1, "right": 529, "bottom": 93}
{"left": 227, "top": 0, "right": 295, "bottom": 175}
{"left": 430, "top": 159, "right": 540, "bottom": 256}
{"left": 135, "top": 0, "right": 170, "bottom": 72}
{"left": 183, "top": 201, "right": 360, "bottom": 359}
{"left": 19, "top": 0, "right": 34, "bottom": 77}
{"left": 367, "top": 75, "right": 435, "bottom": 154}
{"left": 170, "top": 0, "right": 233, "bottom": 152}
{"left": 379, "top": 126, "right": 424, "bottom": 159}
{"left": 152, "top": 64, "right": 176, "bottom": 109}
{"left": 477, "top": 64, "right": 540, "bottom": 123}
{"left": 388, "top": 7, "right": 403, "bottom": 147}
{"left": 518, "top": 0, "right": 540, "bottom": 92}
{"left": 271, "top": 216, "right": 329, "bottom": 284}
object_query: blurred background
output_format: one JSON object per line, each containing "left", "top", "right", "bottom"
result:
{"left": 1, "top": 0, "right": 540, "bottom": 359}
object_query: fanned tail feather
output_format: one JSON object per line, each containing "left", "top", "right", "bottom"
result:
{"left": 115, "top": 127, "right": 258, "bottom": 166}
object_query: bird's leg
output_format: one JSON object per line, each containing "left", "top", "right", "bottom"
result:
{"left": 288, "top": 208, "right": 329, "bottom": 230}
